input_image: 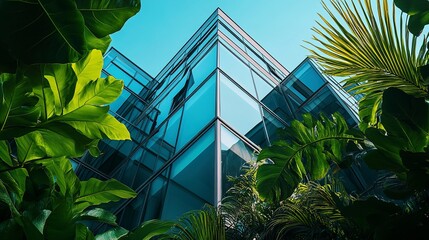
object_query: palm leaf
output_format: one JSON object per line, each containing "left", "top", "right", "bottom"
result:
{"left": 166, "top": 205, "right": 226, "bottom": 240}
{"left": 256, "top": 112, "right": 364, "bottom": 202}
{"left": 307, "top": 0, "right": 429, "bottom": 128}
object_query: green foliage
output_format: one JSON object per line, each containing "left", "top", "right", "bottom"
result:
{"left": 394, "top": 0, "right": 429, "bottom": 36}
{"left": 166, "top": 205, "right": 226, "bottom": 240}
{"left": 119, "top": 220, "right": 175, "bottom": 240}
{"left": 256, "top": 112, "right": 363, "bottom": 202}
{"left": 0, "top": 0, "right": 140, "bottom": 68}
{"left": 308, "top": 0, "right": 429, "bottom": 130}
{"left": 365, "top": 88, "right": 429, "bottom": 192}
{"left": 0, "top": 158, "right": 136, "bottom": 240}
{"left": 0, "top": 0, "right": 140, "bottom": 238}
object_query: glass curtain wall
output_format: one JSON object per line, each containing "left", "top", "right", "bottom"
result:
{"left": 74, "top": 8, "right": 360, "bottom": 230}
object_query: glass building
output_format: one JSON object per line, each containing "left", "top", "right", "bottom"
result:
{"left": 73, "top": 9, "right": 359, "bottom": 229}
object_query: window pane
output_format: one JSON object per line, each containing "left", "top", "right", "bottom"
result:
{"left": 219, "top": 44, "right": 256, "bottom": 96}
{"left": 220, "top": 74, "right": 263, "bottom": 142}
{"left": 188, "top": 44, "right": 217, "bottom": 95}
{"left": 162, "top": 127, "right": 215, "bottom": 219}
{"left": 221, "top": 126, "right": 257, "bottom": 194}
{"left": 177, "top": 76, "right": 215, "bottom": 150}
{"left": 252, "top": 70, "right": 274, "bottom": 100}
{"left": 143, "top": 168, "right": 170, "bottom": 221}
{"left": 263, "top": 108, "right": 285, "bottom": 145}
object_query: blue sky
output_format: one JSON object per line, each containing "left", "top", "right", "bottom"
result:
{"left": 110, "top": 0, "right": 326, "bottom": 77}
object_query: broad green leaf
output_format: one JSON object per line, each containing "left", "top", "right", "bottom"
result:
{"left": 22, "top": 209, "right": 51, "bottom": 235}
{"left": 0, "top": 180, "right": 20, "bottom": 217}
{"left": 365, "top": 88, "right": 429, "bottom": 176}
{"left": 66, "top": 114, "right": 131, "bottom": 140}
{"left": 0, "top": 0, "right": 86, "bottom": 64}
{"left": 39, "top": 157, "right": 79, "bottom": 196}
{"left": 78, "top": 208, "right": 118, "bottom": 226}
{"left": 44, "top": 197, "right": 75, "bottom": 240}
{"left": 65, "top": 76, "right": 124, "bottom": 113}
{"left": 0, "top": 140, "right": 13, "bottom": 167}
{"left": 20, "top": 214, "right": 46, "bottom": 240}
{"left": 0, "top": 168, "right": 28, "bottom": 206}
{"left": 0, "top": 73, "right": 40, "bottom": 132}
{"left": 381, "top": 88, "right": 429, "bottom": 151}
{"left": 84, "top": 27, "right": 112, "bottom": 55}
{"left": 394, "top": 0, "right": 429, "bottom": 35}
{"left": 75, "top": 178, "right": 136, "bottom": 212}
{"left": 76, "top": 0, "right": 141, "bottom": 38}
{"left": 72, "top": 50, "right": 104, "bottom": 94}
{"left": 75, "top": 224, "right": 96, "bottom": 240}
{"left": 256, "top": 113, "right": 360, "bottom": 202}
{"left": 44, "top": 63, "right": 77, "bottom": 115}
{"left": 394, "top": 0, "right": 429, "bottom": 15}
{"left": 16, "top": 123, "right": 94, "bottom": 159}
{"left": 96, "top": 227, "right": 128, "bottom": 240}
{"left": 120, "top": 220, "right": 174, "bottom": 240}
{"left": 56, "top": 105, "right": 109, "bottom": 122}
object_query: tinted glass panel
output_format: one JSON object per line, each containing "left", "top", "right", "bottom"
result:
{"left": 219, "top": 44, "right": 256, "bottom": 96}
{"left": 177, "top": 76, "right": 215, "bottom": 150}
{"left": 220, "top": 74, "right": 263, "bottom": 140}
{"left": 220, "top": 126, "right": 257, "bottom": 194}
{"left": 188, "top": 45, "right": 217, "bottom": 95}
{"left": 162, "top": 127, "right": 215, "bottom": 219}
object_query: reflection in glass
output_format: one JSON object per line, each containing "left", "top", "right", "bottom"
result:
{"left": 162, "top": 127, "right": 215, "bottom": 219}
{"left": 219, "top": 44, "right": 256, "bottom": 96}
{"left": 143, "top": 168, "right": 170, "bottom": 221}
{"left": 220, "top": 126, "right": 257, "bottom": 194}
{"left": 177, "top": 77, "right": 215, "bottom": 150}
{"left": 220, "top": 74, "right": 263, "bottom": 141}
{"left": 188, "top": 44, "right": 217, "bottom": 95}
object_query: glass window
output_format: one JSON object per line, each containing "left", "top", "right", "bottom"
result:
{"left": 219, "top": 44, "right": 256, "bottom": 96}
{"left": 162, "top": 126, "right": 215, "bottom": 220}
{"left": 110, "top": 88, "right": 131, "bottom": 113}
{"left": 155, "top": 76, "right": 188, "bottom": 127}
{"left": 220, "top": 126, "right": 257, "bottom": 194}
{"left": 220, "top": 74, "right": 263, "bottom": 140}
{"left": 143, "top": 168, "right": 170, "bottom": 221}
{"left": 218, "top": 23, "right": 245, "bottom": 49}
{"left": 252, "top": 70, "right": 275, "bottom": 100}
{"left": 262, "top": 108, "right": 285, "bottom": 145}
{"left": 294, "top": 61, "right": 325, "bottom": 92}
{"left": 177, "top": 76, "right": 216, "bottom": 150}
{"left": 188, "top": 44, "right": 217, "bottom": 95}
{"left": 119, "top": 189, "right": 148, "bottom": 230}
{"left": 128, "top": 79, "right": 143, "bottom": 94}
{"left": 105, "top": 63, "right": 133, "bottom": 87}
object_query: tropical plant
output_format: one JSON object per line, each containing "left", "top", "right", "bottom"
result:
{"left": 256, "top": 112, "right": 365, "bottom": 203}
{"left": 0, "top": 0, "right": 141, "bottom": 238}
{"left": 266, "top": 181, "right": 364, "bottom": 240}
{"left": 307, "top": 0, "right": 429, "bottom": 129}
{"left": 162, "top": 205, "right": 226, "bottom": 240}
{"left": 221, "top": 165, "right": 275, "bottom": 239}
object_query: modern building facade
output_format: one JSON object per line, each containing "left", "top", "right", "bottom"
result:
{"left": 73, "top": 9, "right": 358, "bottom": 229}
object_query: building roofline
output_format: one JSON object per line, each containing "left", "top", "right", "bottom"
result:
{"left": 216, "top": 8, "right": 289, "bottom": 75}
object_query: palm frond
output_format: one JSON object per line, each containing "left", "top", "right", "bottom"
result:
{"left": 166, "top": 205, "right": 226, "bottom": 240}
{"left": 307, "top": 0, "right": 429, "bottom": 127}
{"left": 221, "top": 166, "right": 274, "bottom": 239}
{"left": 266, "top": 182, "right": 362, "bottom": 240}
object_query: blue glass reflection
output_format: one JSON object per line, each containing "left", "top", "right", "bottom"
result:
{"left": 162, "top": 126, "right": 215, "bottom": 219}
{"left": 220, "top": 126, "right": 257, "bottom": 194}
